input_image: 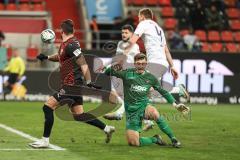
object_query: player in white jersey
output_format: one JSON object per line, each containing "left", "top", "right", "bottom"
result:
{"left": 103, "top": 25, "right": 154, "bottom": 129}
{"left": 105, "top": 25, "right": 139, "bottom": 120}
{"left": 126, "top": 8, "right": 189, "bottom": 101}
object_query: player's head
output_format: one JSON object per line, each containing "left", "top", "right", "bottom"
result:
{"left": 121, "top": 24, "right": 134, "bottom": 42}
{"left": 138, "top": 8, "right": 153, "bottom": 22}
{"left": 134, "top": 53, "right": 147, "bottom": 73}
{"left": 60, "top": 19, "right": 74, "bottom": 37}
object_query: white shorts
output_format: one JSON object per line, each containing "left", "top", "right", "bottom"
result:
{"left": 146, "top": 61, "right": 169, "bottom": 79}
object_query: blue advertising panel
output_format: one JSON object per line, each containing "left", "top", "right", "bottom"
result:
{"left": 85, "top": 0, "right": 123, "bottom": 23}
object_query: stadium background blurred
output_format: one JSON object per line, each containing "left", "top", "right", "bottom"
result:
{"left": 0, "top": 0, "right": 239, "bottom": 160}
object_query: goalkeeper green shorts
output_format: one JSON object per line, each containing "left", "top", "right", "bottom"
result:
{"left": 126, "top": 107, "right": 146, "bottom": 132}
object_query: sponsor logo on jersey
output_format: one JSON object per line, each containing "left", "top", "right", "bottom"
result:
{"left": 130, "top": 84, "right": 147, "bottom": 92}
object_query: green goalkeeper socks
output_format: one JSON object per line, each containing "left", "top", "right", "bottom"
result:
{"left": 156, "top": 116, "right": 175, "bottom": 140}
{"left": 139, "top": 137, "right": 157, "bottom": 146}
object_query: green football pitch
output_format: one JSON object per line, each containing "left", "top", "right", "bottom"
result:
{"left": 0, "top": 102, "right": 239, "bottom": 160}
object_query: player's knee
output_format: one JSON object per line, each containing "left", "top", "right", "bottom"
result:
{"left": 127, "top": 135, "right": 140, "bottom": 146}
{"left": 45, "top": 96, "right": 58, "bottom": 109}
{"left": 128, "top": 139, "right": 140, "bottom": 146}
{"left": 152, "top": 110, "right": 159, "bottom": 121}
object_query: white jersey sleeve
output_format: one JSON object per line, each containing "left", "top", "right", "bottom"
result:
{"left": 116, "top": 41, "right": 122, "bottom": 55}
{"left": 134, "top": 21, "right": 146, "bottom": 37}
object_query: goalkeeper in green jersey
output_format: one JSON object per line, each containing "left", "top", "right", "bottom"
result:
{"left": 102, "top": 53, "right": 190, "bottom": 148}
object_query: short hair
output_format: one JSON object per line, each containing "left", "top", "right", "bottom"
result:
{"left": 139, "top": 8, "right": 153, "bottom": 19}
{"left": 134, "top": 53, "right": 147, "bottom": 61}
{"left": 121, "top": 24, "right": 134, "bottom": 33}
{"left": 60, "top": 19, "right": 74, "bottom": 35}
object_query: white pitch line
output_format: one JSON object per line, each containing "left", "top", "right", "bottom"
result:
{"left": 0, "top": 123, "right": 66, "bottom": 151}
{"left": 0, "top": 148, "right": 59, "bottom": 151}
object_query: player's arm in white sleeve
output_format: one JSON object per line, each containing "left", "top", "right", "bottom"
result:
{"left": 112, "top": 41, "right": 127, "bottom": 66}
{"left": 165, "top": 45, "right": 179, "bottom": 79}
{"left": 162, "top": 30, "right": 178, "bottom": 80}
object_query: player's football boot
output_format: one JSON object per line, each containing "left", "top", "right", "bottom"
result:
{"left": 171, "top": 138, "right": 181, "bottom": 148}
{"left": 153, "top": 135, "right": 167, "bottom": 146}
{"left": 29, "top": 137, "right": 49, "bottom": 148}
{"left": 142, "top": 120, "right": 154, "bottom": 131}
{"left": 103, "top": 113, "right": 123, "bottom": 120}
{"left": 178, "top": 84, "right": 190, "bottom": 102}
{"left": 104, "top": 126, "right": 115, "bottom": 143}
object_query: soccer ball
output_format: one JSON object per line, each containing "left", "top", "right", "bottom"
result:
{"left": 41, "top": 29, "right": 55, "bottom": 43}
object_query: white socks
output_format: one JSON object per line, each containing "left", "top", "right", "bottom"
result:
{"left": 115, "top": 96, "right": 125, "bottom": 116}
{"left": 42, "top": 137, "right": 49, "bottom": 143}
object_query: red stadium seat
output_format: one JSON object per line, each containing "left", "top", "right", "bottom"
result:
{"left": 33, "top": 3, "right": 44, "bottom": 11}
{"left": 0, "top": 3, "right": 4, "bottom": 10}
{"left": 225, "top": 43, "right": 239, "bottom": 53}
{"left": 179, "top": 29, "right": 189, "bottom": 37}
{"left": 163, "top": 18, "right": 177, "bottom": 30}
{"left": 234, "top": 31, "right": 240, "bottom": 42}
{"left": 208, "top": 31, "right": 221, "bottom": 42}
{"left": 19, "top": 3, "right": 31, "bottom": 11}
{"left": 221, "top": 31, "right": 234, "bottom": 42}
{"left": 146, "top": 0, "right": 158, "bottom": 5}
{"left": 132, "top": 0, "right": 145, "bottom": 6}
{"left": 19, "top": 0, "right": 30, "bottom": 3}
{"left": 230, "top": 20, "right": 240, "bottom": 30}
{"left": 27, "top": 45, "right": 39, "bottom": 61}
{"left": 126, "top": 0, "right": 133, "bottom": 5}
{"left": 31, "top": 0, "right": 44, "bottom": 3}
{"left": 224, "top": 0, "right": 236, "bottom": 7}
{"left": 161, "top": 7, "right": 174, "bottom": 17}
{"left": 158, "top": 0, "right": 171, "bottom": 6}
{"left": 2, "top": 44, "right": 13, "bottom": 60}
{"left": 201, "top": 42, "right": 210, "bottom": 52}
{"left": 226, "top": 8, "right": 239, "bottom": 19}
{"left": 195, "top": 30, "right": 207, "bottom": 41}
{"left": 6, "top": 3, "right": 17, "bottom": 10}
{"left": 211, "top": 43, "right": 223, "bottom": 52}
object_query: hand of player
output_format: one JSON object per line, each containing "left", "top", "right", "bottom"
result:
{"left": 112, "top": 63, "right": 123, "bottom": 71}
{"left": 86, "top": 82, "right": 102, "bottom": 89}
{"left": 36, "top": 53, "right": 48, "bottom": 61}
{"left": 95, "top": 65, "right": 105, "bottom": 73}
{"left": 170, "top": 67, "right": 179, "bottom": 80}
{"left": 175, "top": 103, "right": 190, "bottom": 114}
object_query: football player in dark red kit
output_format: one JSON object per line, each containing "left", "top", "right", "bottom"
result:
{"left": 29, "top": 19, "right": 115, "bottom": 148}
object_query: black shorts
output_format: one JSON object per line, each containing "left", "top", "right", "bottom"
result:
{"left": 53, "top": 88, "right": 83, "bottom": 106}
{"left": 8, "top": 73, "right": 18, "bottom": 84}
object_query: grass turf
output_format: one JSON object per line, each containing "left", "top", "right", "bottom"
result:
{"left": 0, "top": 102, "right": 239, "bottom": 160}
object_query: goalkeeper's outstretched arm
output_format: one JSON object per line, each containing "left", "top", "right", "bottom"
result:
{"left": 152, "top": 78, "right": 190, "bottom": 114}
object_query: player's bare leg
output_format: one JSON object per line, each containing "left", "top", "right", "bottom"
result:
{"left": 104, "top": 91, "right": 124, "bottom": 120}
{"left": 29, "top": 96, "right": 58, "bottom": 148}
{"left": 145, "top": 105, "right": 181, "bottom": 148}
{"left": 71, "top": 105, "right": 115, "bottom": 143}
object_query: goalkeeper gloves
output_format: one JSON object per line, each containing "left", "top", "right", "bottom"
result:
{"left": 36, "top": 54, "right": 48, "bottom": 61}
{"left": 173, "top": 102, "right": 190, "bottom": 114}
